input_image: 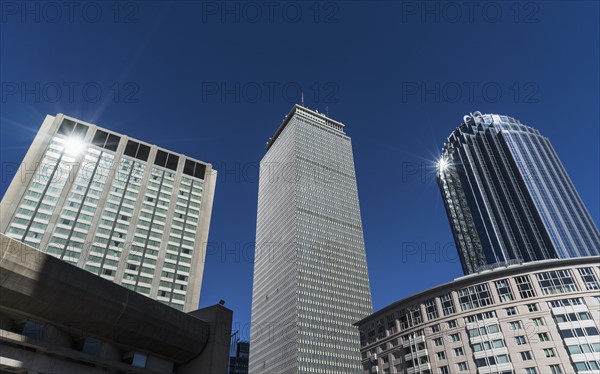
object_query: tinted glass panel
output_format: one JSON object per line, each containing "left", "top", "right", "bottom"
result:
{"left": 124, "top": 141, "right": 138, "bottom": 157}
{"left": 137, "top": 144, "right": 150, "bottom": 161}
{"left": 184, "top": 159, "right": 195, "bottom": 176}
{"left": 166, "top": 154, "right": 179, "bottom": 171}
{"left": 194, "top": 163, "right": 206, "bottom": 179}
{"left": 105, "top": 134, "right": 120, "bottom": 151}
{"left": 92, "top": 130, "right": 109, "bottom": 147}
{"left": 58, "top": 119, "right": 76, "bottom": 135}
{"left": 73, "top": 123, "right": 88, "bottom": 138}
{"left": 155, "top": 150, "right": 168, "bottom": 167}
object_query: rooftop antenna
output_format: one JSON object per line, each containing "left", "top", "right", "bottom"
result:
{"left": 301, "top": 91, "right": 305, "bottom": 107}
{"left": 325, "top": 106, "right": 329, "bottom": 117}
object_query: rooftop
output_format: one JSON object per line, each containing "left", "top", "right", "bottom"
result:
{"left": 265, "top": 104, "right": 346, "bottom": 151}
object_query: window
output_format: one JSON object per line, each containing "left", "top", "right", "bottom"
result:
{"left": 454, "top": 347, "right": 464, "bottom": 356}
{"left": 496, "top": 354, "right": 509, "bottom": 363}
{"left": 80, "top": 337, "right": 101, "bottom": 356}
{"left": 440, "top": 293, "right": 455, "bottom": 315}
{"left": 577, "top": 267, "right": 600, "bottom": 290}
{"left": 465, "top": 311, "right": 496, "bottom": 323}
{"left": 387, "top": 321, "right": 397, "bottom": 335}
{"left": 457, "top": 362, "right": 468, "bottom": 371}
{"left": 495, "top": 279, "right": 514, "bottom": 302}
{"left": 398, "top": 305, "right": 422, "bottom": 329}
{"left": 510, "top": 321, "right": 523, "bottom": 330}
{"left": 472, "top": 342, "right": 491, "bottom": 352}
{"left": 439, "top": 366, "right": 449, "bottom": 374}
{"left": 532, "top": 317, "right": 545, "bottom": 326}
{"left": 568, "top": 343, "right": 600, "bottom": 354}
{"left": 536, "top": 270, "right": 579, "bottom": 295}
{"left": 559, "top": 327, "right": 599, "bottom": 339}
{"left": 486, "top": 324, "right": 500, "bottom": 335}
{"left": 434, "top": 337, "right": 443, "bottom": 346}
{"left": 436, "top": 351, "right": 446, "bottom": 360}
{"left": 425, "top": 298, "right": 439, "bottom": 320}
{"left": 506, "top": 307, "right": 517, "bottom": 316}
{"left": 555, "top": 311, "right": 593, "bottom": 323}
{"left": 431, "top": 324, "right": 440, "bottom": 333}
{"left": 574, "top": 361, "right": 600, "bottom": 372}
{"left": 491, "top": 339, "right": 504, "bottom": 349}
{"left": 515, "top": 275, "right": 536, "bottom": 298}
{"left": 520, "top": 351, "right": 532, "bottom": 361}
{"left": 543, "top": 348, "right": 555, "bottom": 358}
{"left": 183, "top": 159, "right": 206, "bottom": 179}
{"left": 154, "top": 150, "right": 180, "bottom": 171}
{"left": 457, "top": 283, "right": 493, "bottom": 311}
{"left": 525, "top": 368, "right": 537, "bottom": 374}
{"left": 515, "top": 336, "right": 527, "bottom": 345}
{"left": 20, "top": 320, "right": 45, "bottom": 340}
{"left": 449, "top": 333, "right": 461, "bottom": 342}
{"left": 122, "top": 352, "right": 147, "bottom": 368}
{"left": 549, "top": 364, "right": 562, "bottom": 374}
{"left": 548, "top": 298, "right": 582, "bottom": 308}
{"left": 447, "top": 320, "right": 457, "bottom": 329}
{"left": 538, "top": 332, "right": 549, "bottom": 342}
{"left": 527, "top": 303, "right": 539, "bottom": 312}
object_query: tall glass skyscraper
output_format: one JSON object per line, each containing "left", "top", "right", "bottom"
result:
{"left": 0, "top": 114, "right": 217, "bottom": 311}
{"left": 437, "top": 111, "right": 600, "bottom": 274}
{"left": 249, "top": 105, "right": 372, "bottom": 374}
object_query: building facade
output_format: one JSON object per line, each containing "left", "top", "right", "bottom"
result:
{"left": 0, "top": 114, "right": 217, "bottom": 311}
{"left": 437, "top": 112, "right": 600, "bottom": 274}
{"left": 0, "top": 234, "right": 232, "bottom": 374}
{"left": 249, "top": 105, "right": 373, "bottom": 373}
{"left": 356, "top": 256, "right": 600, "bottom": 374}
{"left": 229, "top": 338, "right": 250, "bottom": 374}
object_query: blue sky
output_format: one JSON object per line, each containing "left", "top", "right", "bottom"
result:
{"left": 1, "top": 1, "right": 598, "bottom": 339}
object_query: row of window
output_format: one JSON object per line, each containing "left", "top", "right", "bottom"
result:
{"left": 362, "top": 268, "right": 599, "bottom": 342}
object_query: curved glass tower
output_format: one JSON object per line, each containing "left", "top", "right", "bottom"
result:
{"left": 437, "top": 112, "right": 600, "bottom": 274}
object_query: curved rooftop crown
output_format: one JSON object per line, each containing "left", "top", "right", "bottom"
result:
{"left": 441, "top": 111, "right": 541, "bottom": 157}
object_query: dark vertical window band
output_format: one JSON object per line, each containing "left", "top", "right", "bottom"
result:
{"left": 133, "top": 169, "right": 166, "bottom": 292}
{"left": 19, "top": 153, "right": 65, "bottom": 244}
{"left": 57, "top": 151, "right": 104, "bottom": 260}
{"left": 166, "top": 179, "right": 196, "bottom": 305}
{"left": 97, "top": 160, "right": 136, "bottom": 273}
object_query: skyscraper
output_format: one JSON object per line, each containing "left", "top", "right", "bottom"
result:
{"left": 437, "top": 111, "right": 600, "bottom": 274}
{"left": 229, "top": 336, "right": 250, "bottom": 374}
{"left": 249, "top": 105, "right": 372, "bottom": 373}
{"left": 0, "top": 114, "right": 217, "bottom": 311}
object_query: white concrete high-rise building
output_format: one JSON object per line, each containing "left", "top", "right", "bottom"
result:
{"left": 0, "top": 114, "right": 217, "bottom": 311}
{"left": 249, "top": 105, "right": 373, "bottom": 373}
